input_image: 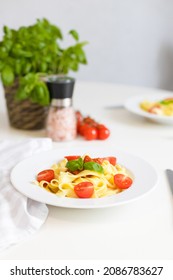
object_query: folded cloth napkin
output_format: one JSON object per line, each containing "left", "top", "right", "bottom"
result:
{"left": 0, "top": 138, "right": 52, "bottom": 253}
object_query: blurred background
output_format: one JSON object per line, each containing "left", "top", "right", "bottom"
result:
{"left": 0, "top": 0, "right": 173, "bottom": 90}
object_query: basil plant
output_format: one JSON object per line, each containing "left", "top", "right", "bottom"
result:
{"left": 0, "top": 19, "right": 87, "bottom": 105}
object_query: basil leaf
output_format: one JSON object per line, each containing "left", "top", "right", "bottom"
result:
{"left": 160, "top": 100, "right": 173, "bottom": 105}
{"left": 15, "top": 59, "right": 23, "bottom": 75}
{"left": 83, "top": 162, "right": 104, "bottom": 174}
{"left": 69, "top": 30, "right": 79, "bottom": 41}
{"left": 0, "top": 46, "right": 8, "bottom": 59}
{"left": 3, "top": 26, "right": 13, "bottom": 39}
{"left": 15, "top": 87, "right": 29, "bottom": 100}
{"left": 0, "top": 61, "right": 4, "bottom": 71}
{"left": 66, "top": 157, "right": 83, "bottom": 172}
{"left": 30, "top": 82, "right": 50, "bottom": 105}
{"left": 23, "top": 62, "right": 32, "bottom": 74}
{"left": 1, "top": 65, "right": 14, "bottom": 85}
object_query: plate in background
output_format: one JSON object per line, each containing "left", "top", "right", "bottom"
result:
{"left": 124, "top": 93, "right": 173, "bottom": 124}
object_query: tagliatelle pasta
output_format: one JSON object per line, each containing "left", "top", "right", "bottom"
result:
{"left": 34, "top": 154, "right": 133, "bottom": 198}
{"left": 140, "top": 97, "right": 173, "bottom": 116}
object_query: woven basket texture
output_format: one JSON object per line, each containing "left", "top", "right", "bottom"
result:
{"left": 4, "top": 79, "right": 48, "bottom": 130}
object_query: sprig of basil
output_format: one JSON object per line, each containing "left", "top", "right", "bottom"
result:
{"left": 66, "top": 157, "right": 104, "bottom": 174}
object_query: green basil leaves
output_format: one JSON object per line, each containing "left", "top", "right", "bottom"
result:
{"left": 0, "top": 18, "right": 88, "bottom": 105}
{"left": 66, "top": 157, "right": 83, "bottom": 172}
{"left": 66, "top": 157, "right": 104, "bottom": 174}
{"left": 83, "top": 162, "right": 104, "bottom": 173}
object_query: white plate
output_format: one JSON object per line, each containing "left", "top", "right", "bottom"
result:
{"left": 10, "top": 146, "right": 159, "bottom": 209}
{"left": 124, "top": 93, "right": 173, "bottom": 124}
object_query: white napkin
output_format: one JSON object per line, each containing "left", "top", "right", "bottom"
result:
{"left": 0, "top": 138, "right": 52, "bottom": 253}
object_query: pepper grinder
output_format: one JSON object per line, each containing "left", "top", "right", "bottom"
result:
{"left": 45, "top": 76, "right": 76, "bottom": 141}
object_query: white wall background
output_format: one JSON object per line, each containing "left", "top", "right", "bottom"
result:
{"left": 0, "top": 0, "right": 173, "bottom": 90}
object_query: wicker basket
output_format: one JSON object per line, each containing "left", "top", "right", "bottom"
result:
{"left": 4, "top": 79, "right": 49, "bottom": 130}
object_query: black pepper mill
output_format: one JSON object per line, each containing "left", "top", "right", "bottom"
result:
{"left": 45, "top": 76, "right": 76, "bottom": 141}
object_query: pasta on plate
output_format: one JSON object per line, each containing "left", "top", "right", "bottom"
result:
{"left": 140, "top": 97, "right": 173, "bottom": 116}
{"left": 34, "top": 154, "right": 133, "bottom": 199}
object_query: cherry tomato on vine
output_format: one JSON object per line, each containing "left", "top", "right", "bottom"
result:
{"left": 76, "top": 111, "right": 83, "bottom": 132}
{"left": 83, "top": 116, "right": 97, "bottom": 126}
{"left": 97, "top": 124, "right": 110, "bottom": 140}
{"left": 83, "top": 126, "right": 98, "bottom": 140}
{"left": 114, "top": 174, "right": 133, "bottom": 189}
{"left": 37, "top": 169, "right": 54, "bottom": 182}
{"left": 74, "top": 182, "right": 94, "bottom": 198}
{"left": 78, "top": 123, "right": 90, "bottom": 136}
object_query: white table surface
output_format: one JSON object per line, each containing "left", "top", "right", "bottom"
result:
{"left": 0, "top": 81, "right": 173, "bottom": 260}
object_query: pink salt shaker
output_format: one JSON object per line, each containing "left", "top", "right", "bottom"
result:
{"left": 46, "top": 76, "right": 77, "bottom": 141}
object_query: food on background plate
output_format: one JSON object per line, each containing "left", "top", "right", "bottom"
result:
{"left": 34, "top": 154, "right": 133, "bottom": 199}
{"left": 140, "top": 97, "right": 173, "bottom": 116}
{"left": 76, "top": 111, "right": 110, "bottom": 140}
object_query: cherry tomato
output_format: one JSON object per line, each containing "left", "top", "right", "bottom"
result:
{"left": 64, "top": 155, "right": 80, "bottom": 161}
{"left": 84, "top": 155, "right": 93, "bottom": 162}
{"left": 104, "top": 157, "right": 116, "bottom": 165}
{"left": 84, "top": 156, "right": 104, "bottom": 165}
{"left": 97, "top": 124, "right": 110, "bottom": 140}
{"left": 76, "top": 111, "right": 83, "bottom": 132}
{"left": 74, "top": 182, "right": 94, "bottom": 198}
{"left": 83, "top": 116, "right": 97, "bottom": 126}
{"left": 83, "top": 126, "right": 98, "bottom": 140}
{"left": 92, "top": 157, "right": 116, "bottom": 165}
{"left": 37, "top": 169, "right": 54, "bottom": 182}
{"left": 114, "top": 174, "right": 133, "bottom": 189}
{"left": 78, "top": 123, "right": 90, "bottom": 136}
{"left": 92, "top": 157, "right": 104, "bottom": 164}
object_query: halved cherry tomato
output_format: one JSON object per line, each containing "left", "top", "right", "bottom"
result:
{"left": 104, "top": 157, "right": 116, "bottom": 166}
{"left": 92, "top": 157, "right": 104, "bottom": 164}
{"left": 64, "top": 155, "right": 80, "bottom": 161}
{"left": 83, "top": 126, "right": 98, "bottom": 140}
{"left": 114, "top": 174, "right": 133, "bottom": 189}
{"left": 84, "top": 155, "right": 93, "bottom": 162}
{"left": 97, "top": 124, "right": 110, "bottom": 140}
{"left": 84, "top": 156, "right": 116, "bottom": 165}
{"left": 92, "top": 157, "right": 116, "bottom": 165}
{"left": 37, "top": 169, "right": 55, "bottom": 182}
{"left": 74, "top": 182, "right": 94, "bottom": 198}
